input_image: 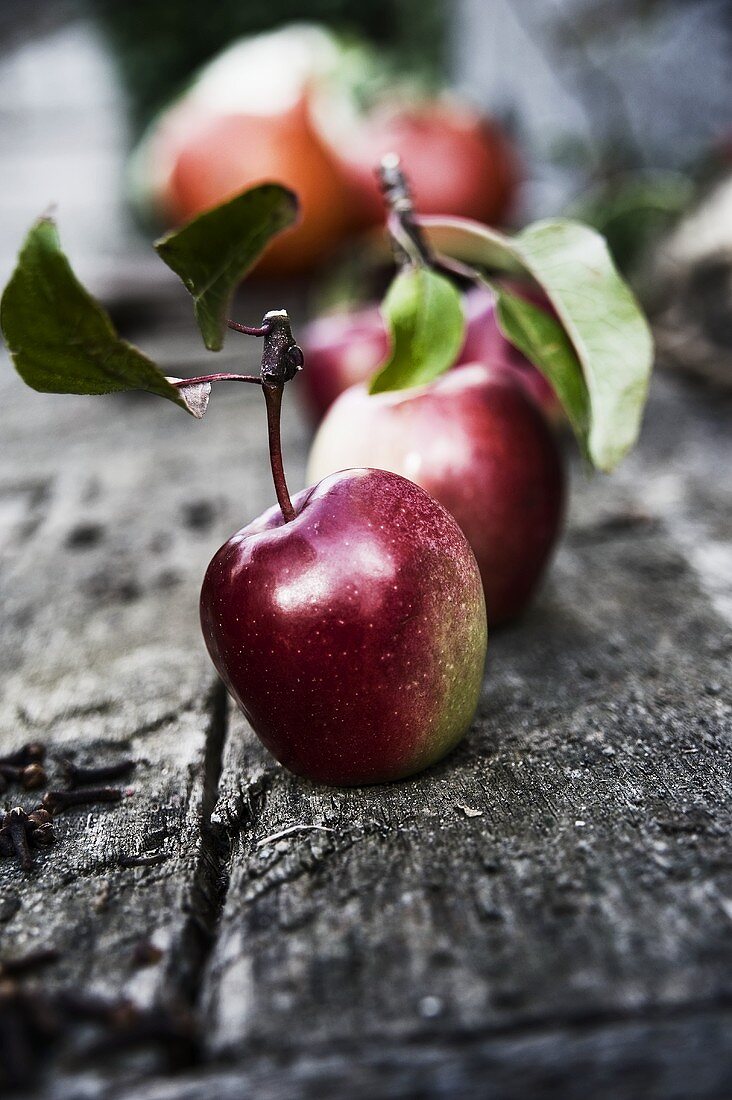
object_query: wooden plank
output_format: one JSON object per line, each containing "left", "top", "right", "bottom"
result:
{"left": 110, "top": 1011, "right": 732, "bottom": 1100}
{"left": 1, "top": 320, "right": 731, "bottom": 1097}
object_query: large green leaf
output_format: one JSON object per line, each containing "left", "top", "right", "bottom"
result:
{"left": 420, "top": 215, "right": 654, "bottom": 471}
{"left": 512, "top": 221, "right": 653, "bottom": 471}
{"left": 369, "top": 267, "right": 465, "bottom": 395}
{"left": 419, "top": 215, "right": 527, "bottom": 275}
{"left": 154, "top": 183, "right": 299, "bottom": 351}
{"left": 0, "top": 217, "right": 202, "bottom": 415}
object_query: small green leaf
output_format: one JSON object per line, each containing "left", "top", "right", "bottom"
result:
{"left": 154, "top": 184, "right": 299, "bottom": 351}
{"left": 369, "top": 268, "right": 465, "bottom": 395}
{"left": 419, "top": 215, "right": 654, "bottom": 471}
{"left": 0, "top": 217, "right": 196, "bottom": 414}
{"left": 494, "top": 287, "right": 590, "bottom": 456}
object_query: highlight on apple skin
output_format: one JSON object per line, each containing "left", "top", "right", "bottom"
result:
{"left": 200, "top": 468, "right": 487, "bottom": 786}
{"left": 307, "top": 365, "right": 566, "bottom": 626}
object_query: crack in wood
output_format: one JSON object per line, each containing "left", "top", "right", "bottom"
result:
{"left": 167, "top": 678, "right": 232, "bottom": 1009}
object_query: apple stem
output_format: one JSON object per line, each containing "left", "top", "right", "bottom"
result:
{"left": 263, "top": 383, "right": 295, "bottom": 523}
{"left": 257, "top": 309, "right": 302, "bottom": 524}
{"left": 177, "top": 309, "right": 302, "bottom": 524}
{"left": 378, "top": 154, "right": 478, "bottom": 289}
{"left": 378, "top": 154, "right": 434, "bottom": 269}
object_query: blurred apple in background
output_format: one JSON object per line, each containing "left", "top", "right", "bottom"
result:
{"left": 460, "top": 286, "right": 563, "bottom": 424}
{"left": 163, "top": 98, "right": 352, "bottom": 275}
{"left": 130, "top": 23, "right": 521, "bottom": 276}
{"left": 299, "top": 307, "right": 389, "bottom": 422}
{"left": 130, "top": 26, "right": 355, "bottom": 275}
{"left": 332, "top": 102, "right": 518, "bottom": 231}
{"left": 300, "top": 283, "right": 560, "bottom": 424}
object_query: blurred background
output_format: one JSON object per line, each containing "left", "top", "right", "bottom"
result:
{"left": 0, "top": 0, "right": 730, "bottom": 381}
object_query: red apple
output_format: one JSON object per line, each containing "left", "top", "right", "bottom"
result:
{"left": 299, "top": 306, "right": 389, "bottom": 423}
{"left": 307, "top": 365, "right": 565, "bottom": 625}
{"left": 162, "top": 97, "right": 353, "bottom": 276}
{"left": 299, "top": 285, "right": 561, "bottom": 424}
{"left": 132, "top": 26, "right": 359, "bottom": 276}
{"left": 334, "top": 101, "right": 519, "bottom": 231}
{"left": 200, "top": 468, "right": 487, "bottom": 785}
{"left": 461, "top": 286, "right": 563, "bottom": 424}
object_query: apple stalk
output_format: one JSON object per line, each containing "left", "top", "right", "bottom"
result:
{"left": 171, "top": 308, "right": 303, "bottom": 524}
{"left": 378, "top": 154, "right": 483, "bottom": 288}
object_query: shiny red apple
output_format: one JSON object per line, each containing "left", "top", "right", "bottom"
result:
{"left": 200, "top": 468, "right": 487, "bottom": 785}
{"left": 300, "top": 284, "right": 560, "bottom": 424}
{"left": 308, "top": 365, "right": 565, "bottom": 625}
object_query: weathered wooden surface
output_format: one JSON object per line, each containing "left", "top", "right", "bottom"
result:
{"left": 0, "top": 281, "right": 730, "bottom": 1097}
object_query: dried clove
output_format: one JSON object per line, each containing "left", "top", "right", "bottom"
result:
{"left": 29, "top": 823, "right": 56, "bottom": 848}
{"left": 0, "top": 743, "right": 46, "bottom": 767}
{"left": 55, "top": 990, "right": 136, "bottom": 1028}
{"left": 131, "top": 939, "right": 164, "bottom": 968}
{"left": 43, "top": 787, "right": 123, "bottom": 814}
{"left": 0, "top": 948, "right": 59, "bottom": 980}
{"left": 0, "top": 979, "right": 61, "bottom": 1090}
{"left": 5, "top": 809, "right": 34, "bottom": 872}
{"left": 19, "top": 763, "right": 47, "bottom": 790}
{"left": 81, "top": 1001, "right": 198, "bottom": 1064}
{"left": 0, "top": 980, "right": 36, "bottom": 1089}
{"left": 61, "top": 757, "right": 136, "bottom": 788}
{"left": 0, "top": 982, "right": 199, "bottom": 1089}
{"left": 0, "top": 805, "right": 57, "bottom": 868}
{"left": 0, "top": 762, "right": 48, "bottom": 790}
{"left": 27, "top": 808, "right": 53, "bottom": 828}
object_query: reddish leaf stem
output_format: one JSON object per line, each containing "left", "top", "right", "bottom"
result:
{"left": 226, "top": 319, "right": 271, "bottom": 337}
{"left": 171, "top": 373, "right": 261, "bottom": 387}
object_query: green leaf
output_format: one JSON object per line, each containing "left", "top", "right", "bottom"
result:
{"left": 419, "top": 215, "right": 527, "bottom": 275}
{"left": 369, "top": 267, "right": 465, "bottom": 395}
{"left": 0, "top": 217, "right": 200, "bottom": 415}
{"left": 419, "top": 216, "right": 654, "bottom": 471}
{"left": 154, "top": 183, "right": 299, "bottom": 351}
{"left": 494, "top": 286, "right": 590, "bottom": 456}
{"left": 512, "top": 221, "right": 654, "bottom": 472}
